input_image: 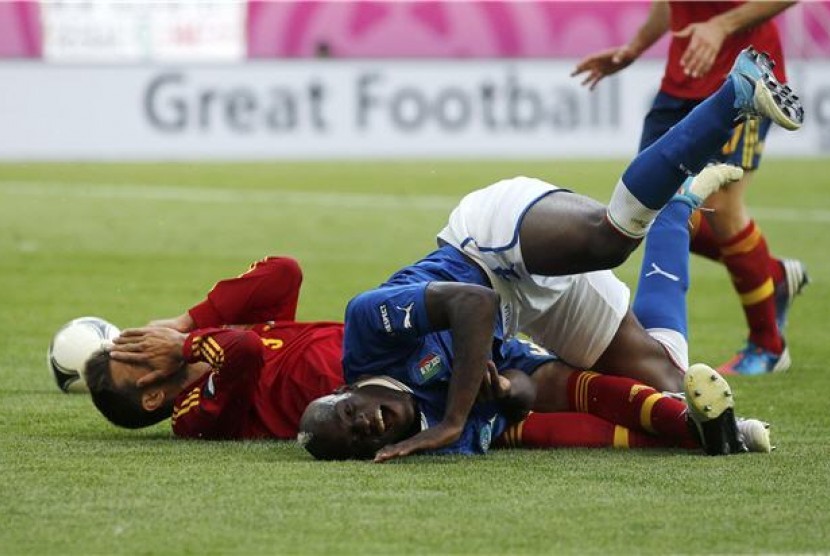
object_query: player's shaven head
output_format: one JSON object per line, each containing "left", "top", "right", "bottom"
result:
{"left": 297, "top": 394, "right": 354, "bottom": 461}
{"left": 84, "top": 349, "right": 171, "bottom": 429}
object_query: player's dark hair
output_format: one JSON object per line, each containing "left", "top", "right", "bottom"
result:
{"left": 84, "top": 349, "right": 171, "bottom": 429}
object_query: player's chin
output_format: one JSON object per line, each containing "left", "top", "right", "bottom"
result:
{"left": 381, "top": 405, "right": 415, "bottom": 444}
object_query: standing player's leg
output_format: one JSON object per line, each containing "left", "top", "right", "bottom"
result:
{"left": 519, "top": 48, "right": 803, "bottom": 277}
{"left": 704, "top": 120, "right": 809, "bottom": 375}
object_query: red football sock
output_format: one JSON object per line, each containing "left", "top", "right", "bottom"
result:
{"left": 719, "top": 221, "right": 782, "bottom": 353}
{"left": 769, "top": 257, "right": 785, "bottom": 285}
{"left": 689, "top": 210, "right": 722, "bottom": 262}
{"left": 498, "top": 412, "right": 698, "bottom": 450}
{"left": 566, "top": 371, "right": 697, "bottom": 445}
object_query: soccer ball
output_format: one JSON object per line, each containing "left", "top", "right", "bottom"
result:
{"left": 48, "top": 316, "right": 121, "bottom": 393}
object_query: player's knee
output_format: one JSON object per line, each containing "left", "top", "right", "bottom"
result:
{"left": 590, "top": 224, "right": 637, "bottom": 268}
{"left": 651, "top": 369, "right": 683, "bottom": 393}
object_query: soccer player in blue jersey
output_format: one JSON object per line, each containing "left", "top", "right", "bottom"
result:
{"left": 297, "top": 189, "right": 772, "bottom": 461}
{"left": 299, "top": 48, "right": 799, "bottom": 462}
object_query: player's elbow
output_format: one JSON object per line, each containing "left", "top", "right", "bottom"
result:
{"left": 264, "top": 256, "right": 303, "bottom": 287}
{"left": 451, "top": 285, "right": 500, "bottom": 321}
{"left": 233, "top": 330, "right": 266, "bottom": 368}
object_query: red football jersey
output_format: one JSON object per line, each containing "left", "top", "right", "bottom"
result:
{"left": 168, "top": 257, "right": 345, "bottom": 440}
{"left": 661, "top": 1, "right": 787, "bottom": 100}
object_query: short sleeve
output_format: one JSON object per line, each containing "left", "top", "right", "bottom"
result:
{"left": 342, "top": 283, "right": 434, "bottom": 379}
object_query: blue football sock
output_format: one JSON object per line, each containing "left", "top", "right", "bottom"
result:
{"left": 621, "top": 82, "right": 739, "bottom": 210}
{"left": 632, "top": 201, "right": 693, "bottom": 338}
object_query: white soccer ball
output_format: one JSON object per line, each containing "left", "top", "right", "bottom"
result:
{"left": 47, "top": 316, "right": 121, "bottom": 393}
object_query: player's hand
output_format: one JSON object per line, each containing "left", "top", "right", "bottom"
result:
{"left": 675, "top": 20, "right": 727, "bottom": 78}
{"left": 373, "top": 422, "right": 463, "bottom": 463}
{"left": 571, "top": 45, "right": 638, "bottom": 90}
{"left": 110, "top": 327, "right": 187, "bottom": 387}
{"left": 477, "top": 361, "right": 511, "bottom": 402}
{"left": 147, "top": 313, "right": 194, "bottom": 333}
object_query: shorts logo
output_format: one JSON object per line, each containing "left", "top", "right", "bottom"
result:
{"left": 379, "top": 303, "right": 393, "bottom": 334}
{"left": 418, "top": 353, "right": 442, "bottom": 381}
{"left": 493, "top": 263, "right": 520, "bottom": 281}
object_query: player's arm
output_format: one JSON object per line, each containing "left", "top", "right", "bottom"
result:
{"left": 374, "top": 282, "right": 499, "bottom": 462}
{"left": 572, "top": 0, "right": 669, "bottom": 90}
{"left": 112, "top": 325, "right": 264, "bottom": 389}
{"left": 478, "top": 363, "right": 536, "bottom": 425}
{"left": 172, "top": 328, "right": 264, "bottom": 439}
{"left": 677, "top": 1, "right": 795, "bottom": 78}
{"left": 148, "top": 257, "right": 303, "bottom": 333}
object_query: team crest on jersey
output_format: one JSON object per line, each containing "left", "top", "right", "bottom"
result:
{"left": 417, "top": 353, "right": 443, "bottom": 382}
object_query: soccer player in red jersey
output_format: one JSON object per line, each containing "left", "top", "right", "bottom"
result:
{"left": 572, "top": 1, "right": 809, "bottom": 375}
{"left": 84, "top": 256, "right": 344, "bottom": 439}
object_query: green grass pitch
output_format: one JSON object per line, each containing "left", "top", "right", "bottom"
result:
{"left": 1, "top": 159, "right": 828, "bottom": 554}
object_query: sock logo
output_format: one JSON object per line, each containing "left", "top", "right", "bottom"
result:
{"left": 645, "top": 262, "right": 680, "bottom": 282}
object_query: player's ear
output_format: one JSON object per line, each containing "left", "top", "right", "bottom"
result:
{"left": 141, "top": 389, "right": 166, "bottom": 412}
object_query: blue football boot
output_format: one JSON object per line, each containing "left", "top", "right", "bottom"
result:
{"left": 729, "top": 46, "right": 804, "bottom": 130}
{"left": 718, "top": 342, "right": 791, "bottom": 376}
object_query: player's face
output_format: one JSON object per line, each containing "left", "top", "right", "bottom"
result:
{"left": 328, "top": 385, "right": 418, "bottom": 459}
{"left": 109, "top": 359, "right": 152, "bottom": 390}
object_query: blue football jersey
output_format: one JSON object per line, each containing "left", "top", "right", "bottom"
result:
{"left": 342, "top": 245, "right": 556, "bottom": 455}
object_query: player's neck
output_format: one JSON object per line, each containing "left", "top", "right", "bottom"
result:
{"left": 182, "top": 362, "right": 211, "bottom": 388}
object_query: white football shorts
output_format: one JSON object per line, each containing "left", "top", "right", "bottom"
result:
{"left": 437, "top": 176, "right": 630, "bottom": 369}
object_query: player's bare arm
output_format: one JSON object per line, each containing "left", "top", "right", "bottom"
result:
{"left": 374, "top": 282, "right": 499, "bottom": 463}
{"left": 572, "top": 0, "right": 669, "bottom": 90}
{"left": 147, "top": 313, "right": 195, "bottom": 333}
{"left": 677, "top": 1, "right": 795, "bottom": 78}
{"left": 110, "top": 327, "right": 188, "bottom": 387}
{"left": 483, "top": 366, "right": 535, "bottom": 425}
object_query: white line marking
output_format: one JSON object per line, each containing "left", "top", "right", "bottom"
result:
{"left": 1, "top": 180, "right": 828, "bottom": 222}
{"left": 0, "top": 181, "right": 457, "bottom": 211}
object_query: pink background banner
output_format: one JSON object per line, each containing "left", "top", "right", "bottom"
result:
{"left": 0, "top": 1, "right": 42, "bottom": 58}
{"left": 2, "top": 1, "right": 830, "bottom": 60}
{"left": 247, "top": 1, "right": 830, "bottom": 59}
{"left": 248, "top": 1, "right": 665, "bottom": 58}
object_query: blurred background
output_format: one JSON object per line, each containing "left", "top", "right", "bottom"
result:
{"left": 2, "top": 0, "right": 829, "bottom": 161}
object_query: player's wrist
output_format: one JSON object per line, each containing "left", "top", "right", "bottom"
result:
{"left": 710, "top": 14, "right": 735, "bottom": 37}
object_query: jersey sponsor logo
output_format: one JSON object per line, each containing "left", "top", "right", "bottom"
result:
{"left": 479, "top": 421, "right": 493, "bottom": 452}
{"left": 395, "top": 302, "right": 415, "bottom": 329}
{"left": 417, "top": 353, "right": 443, "bottom": 381}
{"left": 645, "top": 262, "right": 680, "bottom": 282}
{"left": 379, "top": 303, "right": 393, "bottom": 334}
{"left": 204, "top": 373, "right": 217, "bottom": 398}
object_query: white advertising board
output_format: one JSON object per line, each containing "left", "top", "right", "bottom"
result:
{"left": 40, "top": 1, "right": 245, "bottom": 63}
{"left": 0, "top": 61, "right": 828, "bottom": 160}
